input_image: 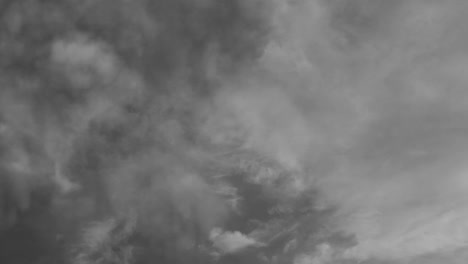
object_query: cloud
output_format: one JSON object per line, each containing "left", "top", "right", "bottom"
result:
{"left": 51, "top": 35, "right": 117, "bottom": 79}
{"left": 0, "top": 0, "right": 272, "bottom": 263}
{"left": 209, "top": 228, "right": 263, "bottom": 254}
{"left": 203, "top": 0, "right": 468, "bottom": 263}
{"left": 294, "top": 244, "right": 333, "bottom": 264}
{"left": 276, "top": 1, "right": 468, "bottom": 263}
{"left": 4, "top": 0, "right": 468, "bottom": 263}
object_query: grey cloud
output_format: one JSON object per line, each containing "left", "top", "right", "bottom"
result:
{"left": 3, "top": 0, "right": 468, "bottom": 264}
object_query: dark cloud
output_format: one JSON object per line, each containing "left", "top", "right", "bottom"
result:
{"left": 3, "top": 1, "right": 468, "bottom": 264}
{"left": 0, "top": 0, "right": 274, "bottom": 263}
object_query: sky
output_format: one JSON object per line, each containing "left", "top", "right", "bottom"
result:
{"left": 1, "top": 0, "right": 468, "bottom": 263}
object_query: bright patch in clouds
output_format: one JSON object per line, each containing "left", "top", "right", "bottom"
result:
{"left": 209, "top": 228, "right": 262, "bottom": 254}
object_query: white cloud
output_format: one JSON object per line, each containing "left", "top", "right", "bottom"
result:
{"left": 209, "top": 228, "right": 262, "bottom": 254}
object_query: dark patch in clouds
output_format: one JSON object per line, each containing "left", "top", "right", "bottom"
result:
{"left": 0, "top": 0, "right": 272, "bottom": 263}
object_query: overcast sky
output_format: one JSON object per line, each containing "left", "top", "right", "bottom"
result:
{"left": 2, "top": 0, "right": 468, "bottom": 264}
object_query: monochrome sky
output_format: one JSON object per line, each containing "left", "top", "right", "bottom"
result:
{"left": 1, "top": 0, "right": 468, "bottom": 264}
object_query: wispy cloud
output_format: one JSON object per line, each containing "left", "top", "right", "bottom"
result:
{"left": 206, "top": 0, "right": 468, "bottom": 263}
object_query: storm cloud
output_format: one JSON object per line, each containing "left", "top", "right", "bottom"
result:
{"left": 1, "top": 0, "right": 468, "bottom": 264}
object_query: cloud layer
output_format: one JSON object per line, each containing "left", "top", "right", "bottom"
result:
{"left": 2, "top": 0, "right": 468, "bottom": 264}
